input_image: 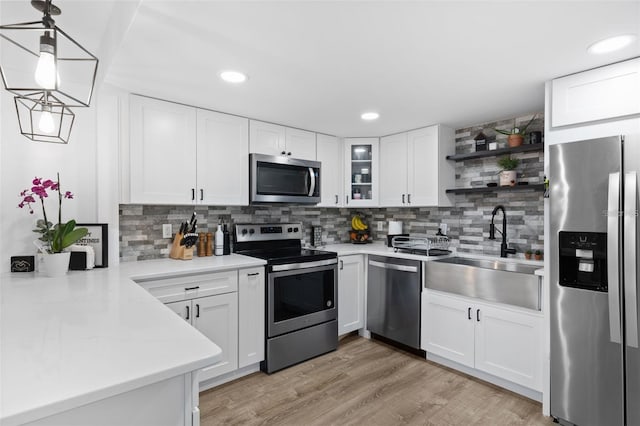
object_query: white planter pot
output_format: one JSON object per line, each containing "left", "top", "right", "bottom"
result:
{"left": 39, "top": 252, "right": 71, "bottom": 277}
{"left": 499, "top": 170, "right": 517, "bottom": 187}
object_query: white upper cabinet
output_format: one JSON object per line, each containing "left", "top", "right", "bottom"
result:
{"left": 196, "top": 109, "right": 249, "bottom": 205}
{"left": 551, "top": 58, "right": 640, "bottom": 128}
{"left": 130, "top": 95, "right": 197, "bottom": 204}
{"left": 249, "top": 120, "right": 316, "bottom": 160}
{"left": 128, "top": 95, "right": 249, "bottom": 205}
{"left": 316, "top": 134, "right": 343, "bottom": 207}
{"left": 344, "top": 138, "right": 379, "bottom": 207}
{"left": 379, "top": 132, "right": 409, "bottom": 206}
{"left": 379, "top": 125, "right": 454, "bottom": 207}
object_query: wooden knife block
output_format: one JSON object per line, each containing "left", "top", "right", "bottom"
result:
{"left": 169, "top": 232, "right": 194, "bottom": 260}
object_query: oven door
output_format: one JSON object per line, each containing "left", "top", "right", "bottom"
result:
{"left": 267, "top": 260, "right": 337, "bottom": 337}
{"left": 250, "top": 153, "right": 321, "bottom": 204}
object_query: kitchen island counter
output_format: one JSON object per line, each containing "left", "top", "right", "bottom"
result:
{"left": 0, "top": 254, "right": 265, "bottom": 426}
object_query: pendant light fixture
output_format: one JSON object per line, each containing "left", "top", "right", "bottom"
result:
{"left": 14, "top": 91, "right": 75, "bottom": 144}
{"left": 0, "top": 0, "right": 98, "bottom": 143}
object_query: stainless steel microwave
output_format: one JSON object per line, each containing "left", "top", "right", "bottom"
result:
{"left": 250, "top": 153, "right": 321, "bottom": 204}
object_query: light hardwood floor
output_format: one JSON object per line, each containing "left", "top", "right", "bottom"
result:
{"left": 200, "top": 335, "right": 552, "bottom": 425}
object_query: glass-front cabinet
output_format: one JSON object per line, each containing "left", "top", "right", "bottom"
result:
{"left": 343, "top": 138, "right": 379, "bottom": 207}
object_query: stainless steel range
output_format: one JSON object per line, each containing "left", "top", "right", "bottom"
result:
{"left": 234, "top": 223, "right": 338, "bottom": 374}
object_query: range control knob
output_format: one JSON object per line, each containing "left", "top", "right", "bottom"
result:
{"left": 249, "top": 228, "right": 255, "bottom": 235}
{"left": 241, "top": 229, "right": 248, "bottom": 235}
{"left": 293, "top": 227, "right": 299, "bottom": 232}
{"left": 287, "top": 227, "right": 293, "bottom": 232}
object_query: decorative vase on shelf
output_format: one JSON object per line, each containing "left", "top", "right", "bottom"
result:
{"left": 507, "top": 134, "right": 524, "bottom": 147}
{"left": 499, "top": 170, "right": 517, "bottom": 187}
{"left": 39, "top": 251, "right": 71, "bottom": 277}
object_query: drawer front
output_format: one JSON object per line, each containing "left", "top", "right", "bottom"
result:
{"left": 138, "top": 270, "right": 238, "bottom": 303}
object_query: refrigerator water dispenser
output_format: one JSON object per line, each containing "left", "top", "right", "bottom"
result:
{"left": 558, "top": 231, "right": 608, "bottom": 292}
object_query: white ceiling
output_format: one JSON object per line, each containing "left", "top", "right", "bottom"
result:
{"left": 3, "top": 1, "right": 640, "bottom": 136}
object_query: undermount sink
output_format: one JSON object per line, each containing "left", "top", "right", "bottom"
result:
{"left": 433, "top": 257, "right": 540, "bottom": 275}
{"left": 426, "top": 257, "right": 541, "bottom": 310}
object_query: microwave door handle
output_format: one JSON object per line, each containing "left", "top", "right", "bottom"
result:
{"left": 608, "top": 172, "right": 622, "bottom": 344}
{"left": 625, "top": 171, "right": 638, "bottom": 348}
{"left": 308, "top": 168, "right": 316, "bottom": 197}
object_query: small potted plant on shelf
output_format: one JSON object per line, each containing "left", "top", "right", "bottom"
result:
{"left": 534, "top": 250, "right": 543, "bottom": 261}
{"left": 497, "top": 155, "right": 520, "bottom": 187}
{"left": 525, "top": 249, "right": 533, "bottom": 260}
{"left": 494, "top": 114, "right": 537, "bottom": 148}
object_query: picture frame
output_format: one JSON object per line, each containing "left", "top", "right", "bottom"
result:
{"left": 76, "top": 223, "right": 109, "bottom": 267}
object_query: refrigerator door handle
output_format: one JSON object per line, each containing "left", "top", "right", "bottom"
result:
{"left": 625, "top": 171, "right": 638, "bottom": 348}
{"left": 608, "top": 172, "right": 622, "bottom": 344}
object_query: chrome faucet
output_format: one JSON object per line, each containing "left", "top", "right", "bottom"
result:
{"left": 488, "top": 205, "right": 516, "bottom": 258}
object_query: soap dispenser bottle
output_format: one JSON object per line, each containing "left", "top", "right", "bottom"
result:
{"left": 215, "top": 222, "right": 224, "bottom": 256}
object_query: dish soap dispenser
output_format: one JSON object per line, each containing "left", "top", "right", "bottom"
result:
{"left": 215, "top": 222, "right": 224, "bottom": 256}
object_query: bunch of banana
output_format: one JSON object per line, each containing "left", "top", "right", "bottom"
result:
{"left": 351, "top": 214, "right": 368, "bottom": 231}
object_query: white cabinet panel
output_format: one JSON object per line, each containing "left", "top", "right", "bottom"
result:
{"left": 316, "top": 134, "right": 343, "bottom": 207}
{"left": 408, "top": 125, "right": 454, "bottom": 207}
{"left": 551, "top": 58, "right": 640, "bottom": 127}
{"left": 249, "top": 120, "right": 286, "bottom": 156}
{"left": 285, "top": 127, "right": 316, "bottom": 160}
{"left": 338, "top": 255, "right": 365, "bottom": 336}
{"left": 195, "top": 292, "right": 239, "bottom": 381}
{"left": 379, "top": 133, "right": 408, "bottom": 207}
{"left": 129, "top": 95, "right": 197, "bottom": 204}
{"left": 196, "top": 109, "right": 249, "bottom": 205}
{"left": 422, "top": 290, "right": 475, "bottom": 367}
{"left": 344, "top": 138, "right": 379, "bottom": 207}
{"left": 474, "top": 302, "right": 542, "bottom": 390}
{"left": 238, "top": 267, "right": 265, "bottom": 368}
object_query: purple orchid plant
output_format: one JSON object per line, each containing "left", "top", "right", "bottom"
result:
{"left": 18, "top": 173, "right": 88, "bottom": 254}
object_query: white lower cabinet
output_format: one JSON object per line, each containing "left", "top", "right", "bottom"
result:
{"left": 238, "top": 267, "right": 265, "bottom": 368}
{"left": 140, "top": 266, "right": 265, "bottom": 386}
{"left": 167, "top": 292, "right": 238, "bottom": 381}
{"left": 422, "top": 289, "right": 542, "bottom": 391}
{"left": 338, "top": 255, "right": 365, "bottom": 336}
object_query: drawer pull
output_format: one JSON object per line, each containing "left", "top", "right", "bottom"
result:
{"left": 467, "top": 307, "right": 471, "bottom": 320}
{"left": 196, "top": 304, "right": 200, "bottom": 318}
{"left": 247, "top": 272, "right": 260, "bottom": 276}
{"left": 186, "top": 305, "right": 190, "bottom": 320}
{"left": 185, "top": 286, "right": 200, "bottom": 291}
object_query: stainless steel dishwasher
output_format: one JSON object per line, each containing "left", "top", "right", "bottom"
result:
{"left": 366, "top": 255, "right": 421, "bottom": 349}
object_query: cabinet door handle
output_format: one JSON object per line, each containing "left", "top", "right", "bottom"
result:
{"left": 196, "top": 304, "right": 200, "bottom": 318}
{"left": 247, "top": 272, "right": 260, "bottom": 276}
{"left": 185, "top": 305, "right": 190, "bottom": 320}
{"left": 335, "top": 195, "right": 339, "bottom": 204}
{"left": 402, "top": 194, "right": 405, "bottom": 204}
{"left": 184, "top": 286, "right": 200, "bottom": 291}
{"left": 340, "top": 260, "right": 344, "bottom": 270}
{"left": 287, "top": 152, "right": 292, "bottom": 156}
{"left": 346, "top": 195, "right": 349, "bottom": 205}
{"left": 191, "top": 188, "right": 195, "bottom": 201}
{"left": 200, "top": 189, "right": 204, "bottom": 201}
{"left": 281, "top": 151, "right": 286, "bottom": 155}
{"left": 476, "top": 309, "right": 480, "bottom": 322}
{"left": 468, "top": 307, "right": 471, "bottom": 320}
{"left": 407, "top": 194, "right": 411, "bottom": 204}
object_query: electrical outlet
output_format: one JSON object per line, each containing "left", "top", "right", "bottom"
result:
{"left": 162, "top": 224, "right": 172, "bottom": 238}
{"left": 377, "top": 221, "right": 384, "bottom": 231}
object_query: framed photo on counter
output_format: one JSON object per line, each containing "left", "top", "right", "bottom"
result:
{"left": 76, "top": 223, "right": 109, "bottom": 267}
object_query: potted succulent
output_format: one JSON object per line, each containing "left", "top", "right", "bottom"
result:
{"left": 525, "top": 249, "right": 533, "bottom": 260}
{"left": 497, "top": 156, "right": 520, "bottom": 187}
{"left": 494, "top": 114, "right": 538, "bottom": 148}
{"left": 534, "top": 250, "right": 543, "bottom": 261}
{"left": 18, "top": 174, "right": 88, "bottom": 277}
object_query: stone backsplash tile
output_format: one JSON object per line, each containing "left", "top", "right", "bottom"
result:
{"left": 120, "top": 112, "right": 544, "bottom": 261}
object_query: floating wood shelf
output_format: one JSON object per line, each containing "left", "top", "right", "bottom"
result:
{"left": 446, "top": 144, "right": 544, "bottom": 162}
{"left": 446, "top": 184, "right": 546, "bottom": 194}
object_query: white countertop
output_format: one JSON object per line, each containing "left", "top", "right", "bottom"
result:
{"left": 0, "top": 254, "right": 266, "bottom": 426}
{"left": 320, "top": 242, "right": 545, "bottom": 274}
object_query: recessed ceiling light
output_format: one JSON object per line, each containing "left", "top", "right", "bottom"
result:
{"left": 587, "top": 34, "right": 637, "bottom": 55}
{"left": 220, "top": 70, "right": 247, "bottom": 83}
{"left": 361, "top": 112, "right": 379, "bottom": 121}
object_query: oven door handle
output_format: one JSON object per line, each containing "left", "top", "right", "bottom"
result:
{"left": 308, "top": 167, "right": 316, "bottom": 197}
{"left": 271, "top": 258, "right": 337, "bottom": 272}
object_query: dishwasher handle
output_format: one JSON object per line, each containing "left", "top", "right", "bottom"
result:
{"left": 369, "top": 260, "right": 419, "bottom": 273}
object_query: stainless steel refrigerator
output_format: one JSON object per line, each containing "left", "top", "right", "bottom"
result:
{"left": 550, "top": 135, "right": 640, "bottom": 425}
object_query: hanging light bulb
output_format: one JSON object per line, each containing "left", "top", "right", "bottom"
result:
{"left": 34, "top": 32, "right": 56, "bottom": 89}
{"left": 38, "top": 104, "right": 55, "bottom": 134}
